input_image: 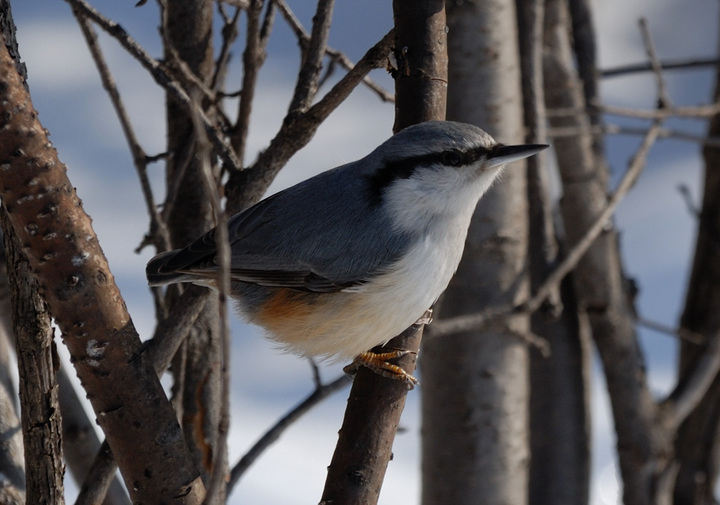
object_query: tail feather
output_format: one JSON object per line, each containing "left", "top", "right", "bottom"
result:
{"left": 146, "top": 250, "right": 192, "bottom": 286}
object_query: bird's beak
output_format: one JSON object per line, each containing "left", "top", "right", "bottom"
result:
{"left": 486, "top": 143, "right": 549, "bottom": 169}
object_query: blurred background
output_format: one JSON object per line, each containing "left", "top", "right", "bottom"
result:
{"left": 10, "top": 1, "right": 719, "bottom": 503}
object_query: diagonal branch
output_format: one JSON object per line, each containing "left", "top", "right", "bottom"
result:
{"left": 429, "top": 121, "right": 663, "bottom": 337}
{"left": 0, "top": 34, "right": 204, "bottom": 504}
{"left": 227, "top": 374, "right": 351, "bottom": 492}
{"left": 224, "top": 28, "right": 394, "bottom": 213}
{"left": 287, "top": 0, "right": 334, "bottom": 114}
{"left": 65, "top": 0, "right": 241, "bottom": 172}
{"left": 71, "top": 9, "right": 171, "bottom": 255}
{"left": 275, "top": 0, "right": 393, "bottom": 103}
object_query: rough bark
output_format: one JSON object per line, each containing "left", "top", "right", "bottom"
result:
{"left": 0, "top": 254, "right": 24, "bottom": 497}
{"left": 674, "top": 38, "right": 720, "bottom": 504}
{"left": 517, "top": 0, "right": 591, "bottom": 503}
{"left": 58, "top": 366, "right": 129, "bottom": 505}
{"left": 1, "top": 211, "right": 64, "bottom": 505}
{"left": 422, "top": 0, "right": 530, "bottom": 504}
{"left": 0, "top": 35, "right": 204, "bottom": 504}
{"left": 544, "top": 1, "right": 667, "bottom": 504}
{"left": 320, "top": 2, "right": 446, "bottom": 504}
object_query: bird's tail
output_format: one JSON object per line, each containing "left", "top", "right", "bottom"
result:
{"left": 146, "top": 250, "right": 194, "bottom": 286}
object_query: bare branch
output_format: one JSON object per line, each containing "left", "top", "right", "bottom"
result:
{"left": 547, "top": 122, "right": 720, "bottom": 148}
{"left": 662, "top": 331, "right": 720, "bottom": 430}
{"left": 636, "top": 317, "right": 705, "bottom": 345}
{"left": 602, "top": 57, "right": 720, "bottom": 78}
{"left": 74, "top": 285, "right": 209, "bottom": 505}
{"left": 0, "top": 35, "right": 204, "bottom": 504}
{"left": 429, "top": 122, "right": 663, "bottom": 337}
{"left": 288, "top": 0, "right": 334, "bottom": 114}
{"left": 65, "top": 0, "right": 241, "bottom": 172}
{"left": 276, "top": 0, "right": 393, "bottom": 103}
{"left": 600, "top": 102, "right": 720, "bottom": 119}
{"left": 638, "top": 18, "right": 672, "bottom": 108}
{"left": 230, "top": 0, "right": 268, "bottom": 164}
{"left": 227, "top": 374, "right": 351, "bottom": 492}
{"left": 0, "top": 212, "right": 63, "bottom": 505}
{"left": 224, "top": 28, "right": 394, "bottom": 213}
{"left": 71, "top": 10, "right": 171, "bottom": 255}
{"left": 58, "top": 365, "right": 130, "bottom": 505}
{"left": 192, "top": 98, "right": 231, "bottom": 505}
{"left": 210, "top": 4, "right": 242, "bottom": 92}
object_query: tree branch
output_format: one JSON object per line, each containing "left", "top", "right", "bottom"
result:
{"left": 65, "top": 0, "right": 241, "bottom": 173}
{"left": 275, "top": 0, "right": 393, "bottom": 103}
{"left": 429, "top": 122, "right": 661, "bottom": 337}
{"left": 0, "top": 35, "right": 204, "bottom": 504}
{"left": 320, "top": 2, "right": 447, "bottom": 503}
{"left": 71, "top": 9, "right": 171, "bottom": 255}
{"left": 227, "top": 374, "right": 351, "bottom": 492}
{"left": 287, "top": 0, "right": 334, "bottom": 114}
{"left": 224, "top": 28, "right": 394, "bottom": 213}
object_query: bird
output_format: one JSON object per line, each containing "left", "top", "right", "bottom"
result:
{"left": 146, "top": 120, "right": 547, "bottom": 385}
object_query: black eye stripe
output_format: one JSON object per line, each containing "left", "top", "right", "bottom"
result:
{"left": 365, "top": 146, "right": 492, "bottom": 205}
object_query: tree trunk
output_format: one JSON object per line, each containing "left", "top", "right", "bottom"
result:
{"left": 674, "top": 29, "right": 720, "bottom": 504}
{"left": 543, "top": 1, "right": 667, "bottom": 504}
{"left": 422, "top": 1, "right": 530, "bottom": 503}
{"left": 517, "top": 0, "right": 591, "bottom": 503}
{"left": 162, "top": 0, "right": 225, "bottom": 494}
{"left": 0, "top": 30, "right": 204, "bottom": 505}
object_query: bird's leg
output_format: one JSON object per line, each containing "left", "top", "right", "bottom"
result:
{"left": 343, "top": 309, "right": 431, "bottom": 388}
{"left": 344, "top": 350, "right": 419, "bottom": 389}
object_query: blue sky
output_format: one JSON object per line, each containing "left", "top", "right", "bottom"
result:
{"left": 10, "top": 1, "right": 720, "bottom": 503}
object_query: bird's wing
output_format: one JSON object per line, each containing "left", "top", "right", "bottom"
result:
{"left": 156, "top": 171, "right": 410, "bottom": 293}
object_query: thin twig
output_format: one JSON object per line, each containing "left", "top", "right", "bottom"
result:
{"left": 636, "top": 317, "right": 704, "bottom": 345}
{"left": 548, "top": 122, "right": 720, "bottom": 148}
{"left": 601, "top": 57, "right": 720, "bottom": 78}
{"left": 429, "top": 121, "right": 663, "bottom": 337}
{"left": 287, "top": 0, "right": 334, "bottom": 114}
{"left": 638, "top": 18, "right": 671, "bottom": 108}
{"left": 231, "top": 0, "right": 267, "bottom": 163}
{"left": 192, "top": 96, "right": 232, "bottom": 505}
{"left": 677, "top": 184, "right": 700, "bottom": 217}
{"left": 662, "top": 330, "right": 720, "bottom": 430}
{"left": 71, "top": 8, "right": 172, "bottom": 255}
{"left": 66, "top": 0, "right": 242, "bottom": 172}
{"left": 224, "top": 28, "right": 394, "bottom": 213}
{"left": 211, "top": 4, "right": 241, "bottom": 91}
{"left": 227, "top": 374, "right": 352, "bottom": 492}
{"left": 548, "top": 101, "right": 720, "bottom": 120}
{"left": 276, "top": 0, "right": 393, "bottom": 102}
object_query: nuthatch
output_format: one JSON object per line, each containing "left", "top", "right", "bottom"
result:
{"left": 146, "top": 121, "right": 547, "bottom": 384}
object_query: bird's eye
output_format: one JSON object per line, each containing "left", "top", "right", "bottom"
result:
{"left": 442, "top": 150, "right": 464, "bottom": 167}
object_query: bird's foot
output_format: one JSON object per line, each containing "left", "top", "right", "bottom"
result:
{"left": 344, "top": 350, "right": 418, "bottom": 389}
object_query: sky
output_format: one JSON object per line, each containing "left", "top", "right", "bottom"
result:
{"left": 8, "top": 0, "right": 720, "bottom": 504}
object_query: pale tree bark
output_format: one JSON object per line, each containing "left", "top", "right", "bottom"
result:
{"left": 422, "top": 0, "right": 530, "bottom": 503}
